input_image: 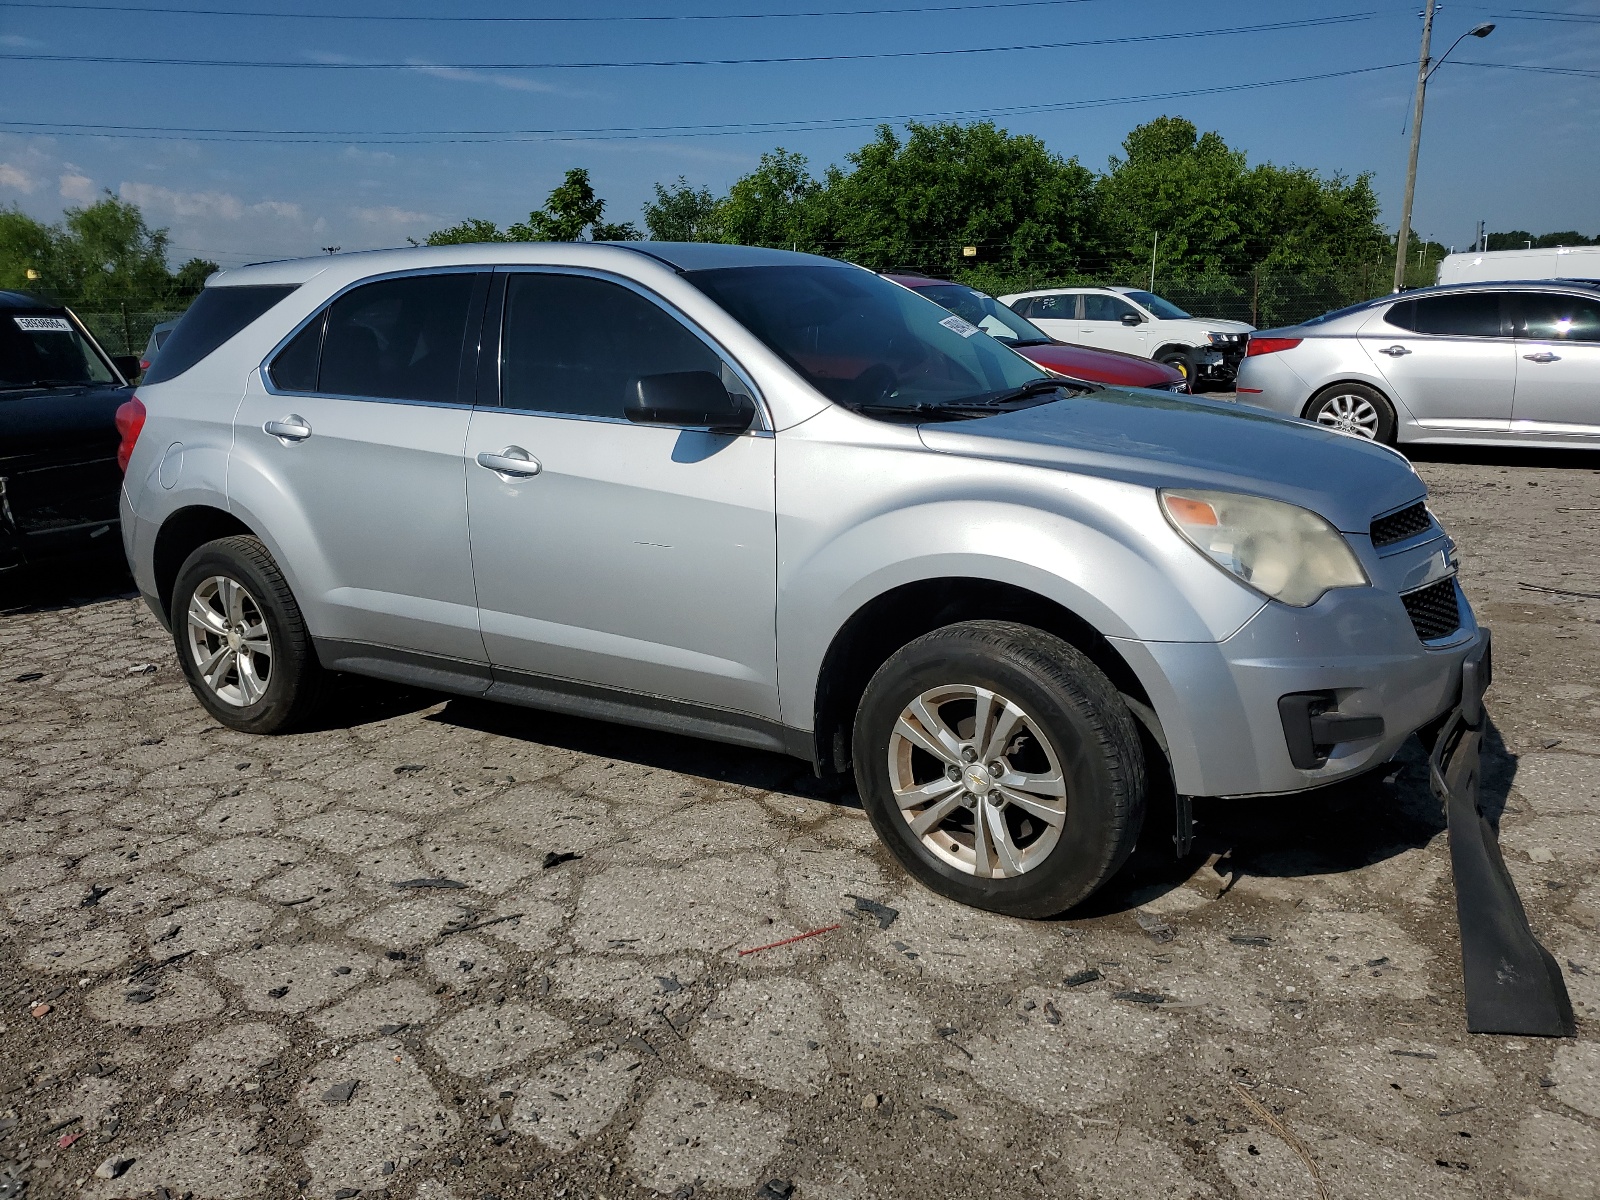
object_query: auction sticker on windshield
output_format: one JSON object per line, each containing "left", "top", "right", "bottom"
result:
{"left": 13, "top": 316, "right": 75, "bottom": 333}
{"left": 939, "top": 313, "right": 980, "bottom": 338}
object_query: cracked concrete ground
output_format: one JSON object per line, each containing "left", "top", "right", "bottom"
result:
{"left": 3, "top": 446, "right": 1600, "bottom": 1200}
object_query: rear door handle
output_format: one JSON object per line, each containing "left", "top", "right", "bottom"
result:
{"left": 476, "top": 446, "right": 541, "bottom": 478}
{"left": 264, "top": 415, "right": 311, "bottom": 441}
{"left": 1523, "top": 352, "right": 1561, "bottom": 363}
{"left": 1379, "top": 345, "right": 1412, "bottom": 357}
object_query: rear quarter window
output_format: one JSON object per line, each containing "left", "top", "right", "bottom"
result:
{"left": 142, "top": 285, "right": 298, "bottom": 384}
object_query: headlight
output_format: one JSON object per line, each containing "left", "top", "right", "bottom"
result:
{"left": 1160, "top": 489, "right": 1369, "bottom": 607}
{"left": 1207, "top": 331, "right": 1240, "bottom": 345}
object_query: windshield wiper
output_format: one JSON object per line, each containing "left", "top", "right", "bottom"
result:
{"left": 971, "top": 379, "right": 1075, "bottom": 406}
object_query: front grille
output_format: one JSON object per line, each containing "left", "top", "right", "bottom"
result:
{"left": 1403, "top": 577, "right": 1461, "bottom": 642}
{"left": 1371, "top": 501, "right": 1431, "bottom": 548}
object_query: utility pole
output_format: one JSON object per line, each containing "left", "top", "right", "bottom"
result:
{"left": 1393, "top": 0, "right": 1436, "bottom": 293}
{"left": 1149, "top": 232, "right": 1158, "bottom": 292}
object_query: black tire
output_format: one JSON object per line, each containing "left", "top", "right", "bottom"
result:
{"left": 1303, "top": 382, "right": 1398, "bottom": 446}
{"left": 1156, "top": 349, "right": 1192, "bottom": 382}
{"left": 170, "top": 535, "right": 324, "bottom": 734}
{"left": 852, "top": 620, "right": 1147, "bottom": 918}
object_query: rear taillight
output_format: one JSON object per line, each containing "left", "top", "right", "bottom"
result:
{"left": 115, "top": 396, "right": 146, "bottom": 473}
{"left": 1245, "top": 337, "right": 1302, "bottom": 358}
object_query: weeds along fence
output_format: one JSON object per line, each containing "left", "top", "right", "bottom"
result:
{"left": 78, "top": 310, "right": 186, "bottom": 357}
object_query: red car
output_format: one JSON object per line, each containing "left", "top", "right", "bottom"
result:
{"left": 884, "top": 274, "right": 1189, "bottom": 392}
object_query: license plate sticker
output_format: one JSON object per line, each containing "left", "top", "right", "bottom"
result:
{"left": 13, "top": 316, "right": 75, "bottom": 333}
{"left": 938, "top": 314, "right": 980, "bottom": 338}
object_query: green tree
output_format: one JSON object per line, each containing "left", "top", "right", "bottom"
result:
{"left": 422, "top": 217, "right": 508, "bottom": 246}
{"left": 55, "top": 192, "right": 175, "bottom": 309}
{"left": 643, "top": 177, "right": 721, "bottom": 242}
{"left": 715, "top": 149, "right": 827, "bottom": 251}
{"left": 422, "top": 169, "right": 638, "bottom": 245}
{"left": 821, "top": 121, "right": 1097, "bottom": 284}
{"left": 173, "top": 257, "right": 219, "bottom": 299}
{"left": 0, "top": 205, "right": 61, "bottom": 297}
{"left": 1487, "top": 229, "right": 1596, "bottom": 250}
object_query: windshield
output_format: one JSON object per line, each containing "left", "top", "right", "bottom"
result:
{"left": 686, "top": 264, "right": 1050, "bottom": 417}
{"left": 0, "top": 312, "right": 116, "bottom": 389}
{"left": 905, "top": 281, "right": 1051, "bottom": 345}
{"left": 1121, "top": 290, "right": 1191, "bottom": 320}
{"left": 1301, "top": 298, "right": 1385, "bottom": 326}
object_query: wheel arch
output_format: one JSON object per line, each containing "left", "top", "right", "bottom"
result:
{"left": 152, "top": 505, "right": 257, "bottom": 624}
{"left": 809, "top": 576, "right": 1163, "bottom": 779}
{"left": 1153, "top": 341, "right": 1199, "bottom": 361}
{"left": 1301, "top": 377, "right": 1399, "bottom": 421}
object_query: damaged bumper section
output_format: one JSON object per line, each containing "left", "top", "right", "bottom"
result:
{"left": 1429, "top": 632, "right": 1575, "bottom": 1037}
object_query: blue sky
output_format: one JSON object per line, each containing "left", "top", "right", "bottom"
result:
{"left": 0, "top": 0, "right": 1595, "bottom": 268}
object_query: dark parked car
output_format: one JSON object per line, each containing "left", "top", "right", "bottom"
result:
{"left": 0, "top": 291, "right": 137, "bottom": 572}
{"left": 883, "top": 274, "right": 1189, "bottom": 392}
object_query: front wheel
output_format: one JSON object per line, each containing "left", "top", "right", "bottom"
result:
{"left": 1304, "top": 383, "right": 1397, "bottom": 445}
{"left": 1156, "top": 349, "right": 1192, "bottom": 382}
{"left": 171, "top": 535, "right": 324, "bottom": 734}
{"left": 852, "top": 621, "right": 1148, "bottom": 918}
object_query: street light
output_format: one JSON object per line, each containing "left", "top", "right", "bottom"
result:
{"left": 1392, "top": 6, "right": 1495, "bottom": 292}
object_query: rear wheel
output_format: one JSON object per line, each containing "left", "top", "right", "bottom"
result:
{"left": 1304, "top": 383, "right": 1397, "bottom": 445}
{"left": 853, "top": 621, "right": 1148, "bottom": 918}
{"left": 171, "top": 535, "right": 324, "bottom": 734}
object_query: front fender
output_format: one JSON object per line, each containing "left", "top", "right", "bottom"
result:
{"left": 773, "top": 409, "right": 1264, "bottom": 730}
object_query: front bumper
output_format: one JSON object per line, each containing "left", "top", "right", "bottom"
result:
{"left": 1113, "top": 581, "right": 1484, "bottom": 797}
{"left": 1428, "top": 638, "right": 1575, "bottom": 1037}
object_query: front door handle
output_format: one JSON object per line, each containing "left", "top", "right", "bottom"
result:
{"left": 264, "top": 415, "right": 311, "bottom": 441}
{"left": 1379, "top": 345, "right": 1412, "bottom": 357}
{"left": 1523, "top": 351, "right": 1561, "bottom": 363}
{"left": 476, "top": 446, "right": 542, "bottom": 478}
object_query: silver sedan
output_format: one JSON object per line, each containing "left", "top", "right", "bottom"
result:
{"left": 1235, "top": 280, "right": 1600, "bottom": 447}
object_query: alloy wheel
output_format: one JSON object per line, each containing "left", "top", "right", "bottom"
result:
{"left": 887, "top": 683, "right": 1068, "bottom": 878}
{"left": 1314, "top": 392, "right": 1381, "bottom": 439}
{"left": 185, "top": 575, "right": 273, "bottom": 707}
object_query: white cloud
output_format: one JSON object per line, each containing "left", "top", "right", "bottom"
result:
{"left": 0, "top": 34, "right": 42, "bottom": 48}
{"left": 409, "top": 63, "right": 567, "bottom": 95}
{"left": 350, "top": 205, "right": 433, "bottom": 226}
{"left": 118, "top": 181, "right": 302, "bottom": 222}
{"left": 0, "top": 162, "right": 37, "bottom": 193}
{"left": 58, "top": 172, "right": 95, "bottom": 203}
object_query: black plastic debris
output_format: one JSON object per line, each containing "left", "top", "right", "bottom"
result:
{"left": 394, "top": 764, "right": 426, "bottom": 774}
{"left": 378, "top": 1023, "right": 408, "bottom": 1036}
{"left": 14, "top": 672, "right": 43, "bottom": 683}
{"left": 757, "top": 1180, "right": 794, "bottom": 1200}
{"left": 1228, "top": 935, "right": 1271, "bottom": 947}
{"left": 1043, "top": 1001, "right": 1062, "bottom": 1025}
{"left": 925, "top": 1104, "right": 957, "bottom": 1121}
{"left": 124, "top": 989, "right": 156, "bottom": 1004}
{"left": 1112, "top": 990, "right": 1166, "bottom": 1006}
{"left": 622, "top": 1036, "right": 658, "bottom": 1058}
{"left": 81, "top": 885, "right": 112, "bottom": 908}
{"left": 1064, "top": 969, "right": 1102, "bottom": 987}
{"left": 845, "top": 895, "right": 899, "bottom": 929}
{"left": 1429, "top": 665, "right": 1576, "bottom": 1037}
{"left": 391, "top": 878, "right": 467, "bottom": 890}
{"left": 267, "top": 986, "right": 289, "bottom": 999}
{"left": 321, "top": 1080, "right": 359, "bottom": 1104}
{"left": 656, "top": 975, "right": 683, "bottom": 994}
{"left": 1391, "top": 1049, "right": 1438, "bottom": 1060}
{"left": 542, "top": 852, "right": 579, "bottom": 870}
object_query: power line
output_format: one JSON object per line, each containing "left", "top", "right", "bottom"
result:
{"left": 0, "top": 62, "right": 1414, "bottom": 145}
{"left": 1452, "top": 59, "right": 1600, "bottom": 76}
{"left": 0, "top": 12, "right": 1383, "bottom": 71}
{"left": 0, "top": 0, "right": 1137, "bottom": 22}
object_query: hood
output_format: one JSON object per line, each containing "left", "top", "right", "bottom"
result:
{"left": 1186, "top": 318, "right": 1254, "bottom": 333}
{"left": 917, "top": 388, "right": 1422, "bottom": 534}
{"left": 1016, "top": 342, "right": 1183, "bottom": 388}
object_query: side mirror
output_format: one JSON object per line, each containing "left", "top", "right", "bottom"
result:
{"left": 1120, "top": 312, "right": 1144, "bottom": 326}
{"left": 110, "top": 354, "right": 142, "bottom": 381}
{"left": 626, "top": 371, "right": 755, "bottom": 434}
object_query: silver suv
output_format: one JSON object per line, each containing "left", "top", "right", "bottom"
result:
{"left": 120, "top": 242, "right": 1486, "bottom": 918}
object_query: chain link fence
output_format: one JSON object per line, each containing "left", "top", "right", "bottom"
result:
{"left": 77, "top": 310, "right": 186, "bottom": 357}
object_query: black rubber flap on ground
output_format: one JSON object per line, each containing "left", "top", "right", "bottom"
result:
{"left": 1432, "top": 714, "right": 1575, "bottom": 1037}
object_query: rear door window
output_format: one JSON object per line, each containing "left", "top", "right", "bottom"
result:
{"left": 1516, "top": 293, "right": 1600, "bottom": 342}
{"left": 142, "top": 285, "right": 297, "bottom": 384}
{"left": 1385, "top": 293, "right": 1506, "bottom": 337}
{"left": 1025, "top": 294, "right": 1077, "bottom": 321}
{"left": 318, "top": 274, "right": 477, "bottom": 404}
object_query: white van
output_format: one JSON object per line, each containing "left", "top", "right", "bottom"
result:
{"left": 1437, "top": 245, "right": 1600, "bottom": 285}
